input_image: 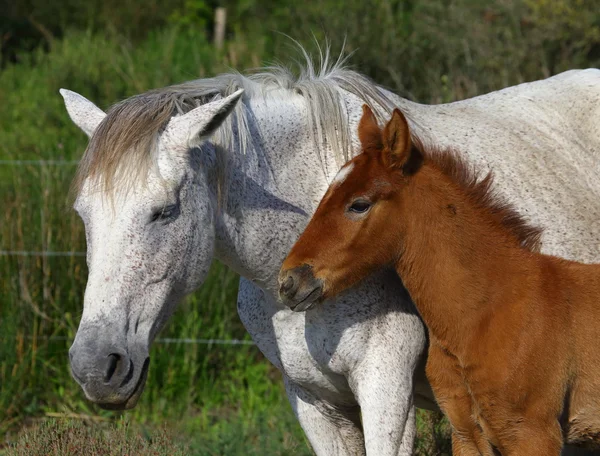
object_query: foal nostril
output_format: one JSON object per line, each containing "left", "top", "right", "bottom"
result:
{"left": 104, "top": 353, "right": 121, "bottom": 383}
{"left": 280, "top": 275, "right": 295, "bottom": 296}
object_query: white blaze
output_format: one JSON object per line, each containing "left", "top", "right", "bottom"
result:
{"left": 332, "top": 162, "right": 354, "bottom": 186}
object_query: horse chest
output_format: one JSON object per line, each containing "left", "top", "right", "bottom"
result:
{"left": 237, "top": 278, "right": 354, "bottom": 401}
{"left": 275, "top": 317, "right": 353, "bottom": 397}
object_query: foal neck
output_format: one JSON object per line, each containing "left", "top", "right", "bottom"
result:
{"left": 395, "top": 155, "right": 542, "bottom": 350}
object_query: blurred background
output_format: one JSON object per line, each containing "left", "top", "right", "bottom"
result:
{"left": 1, "top": 0, "right": 599, "bottom": 454}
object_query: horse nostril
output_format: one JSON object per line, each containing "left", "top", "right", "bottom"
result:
{"left": 104, "top": 353, "right": 121, "bottom": 383}
{"left": 119, "top": 359, "right": 135, "bottom": 388}
{"left": 280, "top": 275, "right": 295, "bottom": 296}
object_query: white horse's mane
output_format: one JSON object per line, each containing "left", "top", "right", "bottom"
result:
{"left": 73, "top": 44, "right": 398, "bottom": 198}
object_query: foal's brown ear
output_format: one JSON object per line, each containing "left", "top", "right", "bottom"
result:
{"left": 383, "top": 109, "right": 421, "bottom": 174}
{"left": 358, "top": 105, "right": 383, "bottom": 152}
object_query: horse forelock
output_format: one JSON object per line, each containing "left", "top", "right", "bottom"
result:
{"left": 70, "top": 82, "right": 244, "bottom": 201}
{"left": 71, "top": 44, "right": 399, "bottom": 202}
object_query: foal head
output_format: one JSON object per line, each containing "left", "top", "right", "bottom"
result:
{"left": 279, "top": 106, "right": 422, "bottom": 311}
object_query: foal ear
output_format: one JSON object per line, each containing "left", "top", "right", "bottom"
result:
{"left": 358, "top": 105, "right": 383, "bottom": 152}
{"left": 163, "top": 89, "right": 244, "bottom": 148}
{"left": 383, "top": 109, "right": 421, "bottom": 173}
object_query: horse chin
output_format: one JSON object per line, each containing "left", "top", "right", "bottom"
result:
{"left": 288, "top": 284, "right": 324, "bottom": 312}
{"left": 97, "top": 358, "right": 150, "bottom": 411}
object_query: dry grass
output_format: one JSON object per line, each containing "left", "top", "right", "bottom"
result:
{"left": 2, "top": 419, "right": 188, "bottom": 456}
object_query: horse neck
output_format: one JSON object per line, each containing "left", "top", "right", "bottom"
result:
{"left": 395, "top": 164, "right": 538, "bottom": 351}
{"left": 211, "top": 95, "right": 336, "bottom": 293}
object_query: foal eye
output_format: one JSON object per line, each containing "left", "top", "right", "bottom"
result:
{"left": 150, "top": 204, "right": 179, "bottom": 223}
{"left": 348, "top": 200, "right": 372, "bottom": 214}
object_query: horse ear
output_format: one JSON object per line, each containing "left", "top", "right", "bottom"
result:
{"left": 358, "top": 105, "right": 383, "bottom": 152}
{"left": 163, "top": 89, "right": 244, "bottom": 148}
{"left": 60, "top": 89, "right": 106, "bottom": 138}
{"left": 382, "top": 109, "right": 421, "bottom": 173}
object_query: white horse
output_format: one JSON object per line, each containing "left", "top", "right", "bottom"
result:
{"left": 61, "top": 51, "right": 600, "bottom": 455}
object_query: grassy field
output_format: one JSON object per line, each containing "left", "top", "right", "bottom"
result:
{"left": 1, "top": 1, "right": 599, "bottom": 453}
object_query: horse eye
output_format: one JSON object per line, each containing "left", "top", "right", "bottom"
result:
{"left": 150, "top": 204, "right": 178, "bottom": 223}
{"left": 348, "top": 200, "right": 372, "bottom": 214}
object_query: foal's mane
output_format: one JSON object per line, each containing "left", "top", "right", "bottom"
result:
{"left": 420, "top": 144, "right": 543, "bottom": 251}
{"left": 72, "top": 44, "right": 398, "bottom": 200}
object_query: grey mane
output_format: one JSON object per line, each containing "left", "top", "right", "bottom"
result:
{"left": 72, "top": 45, "right": 398, "bottom": 199}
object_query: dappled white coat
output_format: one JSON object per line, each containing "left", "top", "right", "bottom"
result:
{"left": 62, "top": 61, "right": 600, "bottom": 456}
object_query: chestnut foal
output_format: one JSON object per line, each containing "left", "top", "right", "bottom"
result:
{"left": 279, "top": 106, "right": 600, "bottom": 455}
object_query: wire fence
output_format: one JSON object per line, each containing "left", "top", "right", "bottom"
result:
{"left": 18, "top": 335, "right": 256, "bottom": 346}
{"left": 0, "top": 159, "right": 79, "bottom": 165}
{"left": 2, "top": 158, "right": 255, "bottom": 347}
{"left": 2, "top": 159, "right": 83, "bottom": 257}
{"left": 0, "top": 251, "right": 85, "bottom": 257}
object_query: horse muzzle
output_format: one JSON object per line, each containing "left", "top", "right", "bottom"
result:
{"left": 69, "top": 326, "right": 150, "bottom": 410}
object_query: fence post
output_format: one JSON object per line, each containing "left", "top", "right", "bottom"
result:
{"left": 214, "top": 7, "right": 227, "bottom": 50}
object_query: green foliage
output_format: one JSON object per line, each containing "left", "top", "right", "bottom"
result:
{"left": 169, "top": 0, "right": 214, "bottom": 30}
{"left": 0, "top": 27, "right": 225, "bottom": 163}
{"left": 5, "top": 0, "right": 599, "bottom": 100}
{"left": 259, "top": 0, "right": 600, "bottom": 102}
{"left": 1, "top": 0, "right": 187, "bottom": 63}
{"left": 525, "top": 0, "right": 600, "bottom": 72}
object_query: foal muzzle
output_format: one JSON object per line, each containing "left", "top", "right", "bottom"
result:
{"left": 278, "top": 264, "right": 324, "bottom": 311}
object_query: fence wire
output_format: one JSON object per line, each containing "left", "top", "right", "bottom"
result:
{"left": 1, "top": 251, "right": 85, "bottom": 257}
{"left": 2, "top": 159, "right": 83, "bottom": 258}
{"left": 0, "top": 159, "right": 79, "bottom": 165}
{"left": 19, "top": 335, "right": 256, "bottom": 346}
